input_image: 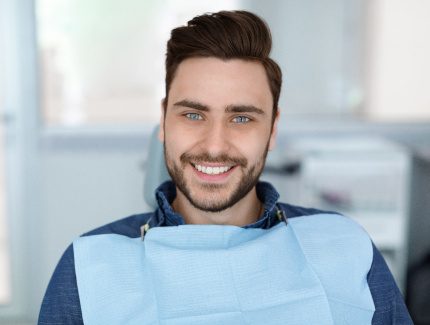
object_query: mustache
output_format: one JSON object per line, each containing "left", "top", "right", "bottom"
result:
{"left": 180, "top": 152, "right": 247, "bottom": 167}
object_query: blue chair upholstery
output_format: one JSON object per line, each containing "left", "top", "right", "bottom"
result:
{"left": 143, "top": 125, "right": 170, "bottom": 209}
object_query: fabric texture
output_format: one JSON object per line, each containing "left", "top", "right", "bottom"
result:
{"left": 38, "top": 181, "right": 413, "bottom": 324}
{"left": 74, "top": 214, "right": 375, "bottom": 325}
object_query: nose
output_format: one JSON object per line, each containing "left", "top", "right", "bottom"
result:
{"left": 199, "top": 121, "right": 231, "bottom": 157}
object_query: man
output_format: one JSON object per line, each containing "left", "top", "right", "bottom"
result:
{"left": 39, "top": 10, "right": 412, "bottom": 324}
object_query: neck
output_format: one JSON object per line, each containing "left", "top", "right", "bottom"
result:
{"left": 172, "top": 187, "right": 262, "bottom": 227}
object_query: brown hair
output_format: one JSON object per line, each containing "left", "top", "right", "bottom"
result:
{"left": 164, "top": 10, "right": 282, "bottom": 121}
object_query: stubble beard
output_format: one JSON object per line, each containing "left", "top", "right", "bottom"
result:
{"left": 163, "top": 143, "right": 269, "bottom": 213}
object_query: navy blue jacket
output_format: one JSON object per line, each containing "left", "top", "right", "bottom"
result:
{"left": 38, "top": 181, "right": 413, "bottom": 324}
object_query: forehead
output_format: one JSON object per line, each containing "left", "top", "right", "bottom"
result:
{"left": 168, "top": 57, "right": 273, "bottom": 111}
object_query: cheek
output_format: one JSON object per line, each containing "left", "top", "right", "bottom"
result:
{"left": 249, "top": 145, "right": 268, "bottom": 162}
{"left": 164, "top": 135, "right": 181, "bottom": 160}
{"left": 164, "top": 120, "right": 197, "bottom": 161}
{"left": 233, "top": 132, "right": 270, "bottom": 162}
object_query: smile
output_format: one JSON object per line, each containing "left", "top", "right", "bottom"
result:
{"left": 192, "top": 163, "right": 233, "bottom": 175}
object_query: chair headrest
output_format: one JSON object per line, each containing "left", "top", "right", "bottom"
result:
{"left": 143, "top": 125, "right": 170, "bottom": 209}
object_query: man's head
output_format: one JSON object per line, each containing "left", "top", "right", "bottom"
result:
{"left": 159, "top": 10, "right": 282, "bottom": 213}
{"left": 163, "top": 10, "right": 282, "bottom": 121}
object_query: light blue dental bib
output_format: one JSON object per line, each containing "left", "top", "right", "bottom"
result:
{"left": 74, "top": 214, "right": 375, "bottom": 324}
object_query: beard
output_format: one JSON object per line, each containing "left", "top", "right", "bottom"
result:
{"left": 164, "top": 143, "right": 269, "bottom": 213}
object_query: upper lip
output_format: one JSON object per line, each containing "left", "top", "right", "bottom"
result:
{"left": 192, "top": 162, "right": 235, "bottom": 168}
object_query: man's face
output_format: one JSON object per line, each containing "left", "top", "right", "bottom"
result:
{"left": 160, "top": 57, "right": 278, "bottom": 212}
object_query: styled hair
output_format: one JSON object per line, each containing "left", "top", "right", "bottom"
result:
{"left": 164, "top": 10, "right": 282, "bottom": 121}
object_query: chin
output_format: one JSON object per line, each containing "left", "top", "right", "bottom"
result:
{"left": 185, "top": 188, "right": 233, "bottom": 212}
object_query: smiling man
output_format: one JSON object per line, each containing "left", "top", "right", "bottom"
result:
{"left": 163, "top": 57, "right": 276, "bottom": 225}
{"left": 39, "top": 10, "right": 412, "bottom": 325}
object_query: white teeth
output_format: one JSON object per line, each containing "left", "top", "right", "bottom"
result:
{"left": 193, "top": 164, "right": 231, "bottom": 175}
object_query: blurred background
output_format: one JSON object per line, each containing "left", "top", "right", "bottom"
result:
{"left": 1, "top": 0, "right": 430, "bottom": 323}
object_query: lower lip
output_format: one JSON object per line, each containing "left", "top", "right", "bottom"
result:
{"left": 192, "top": 164, "right": 237, "bottom": 182}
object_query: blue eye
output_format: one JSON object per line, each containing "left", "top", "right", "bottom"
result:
{"left": 185, "top": 113, "right": 203, "bottom": 120}
{"left": 233, "top": 116, "right": 250, "bottom": 124}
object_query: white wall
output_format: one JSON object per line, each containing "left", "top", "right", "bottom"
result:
{"left": 243, "top": 0, "right": 364, "bottom": 120}
{"left": 365, "top": 0, "right": 430, "bottom": 121}
{"left": 28, "top": 143, "right": 151, "bottom": 319}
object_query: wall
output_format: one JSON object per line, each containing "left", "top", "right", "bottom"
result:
{"left": 27, "top": 142, "right": 151, "bottom": 319}
{"left": 365, "top": 0, "right": 430, "bottom": 121}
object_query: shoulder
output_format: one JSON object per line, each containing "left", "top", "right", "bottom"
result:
{"left": 368, "top": 243, "right": 413, "bottom": 323}
{"left": 39, "top": 244, "right": 83, "bottom": 324}
{"left": 277, "top": 202, "right": 338, "bottom": 219}
{"left": 285, "top": 209, "right": 373, "bottom": 267}
{"left": 39, "top": 212, "right": 154, "bottom": 324}
{"left": 81, "top": 212, "right": 154, "bottom": 238}
{"left": 278, "top": 202, "right": 413, "bottom": 323}
{"left": 278, "top": 204, "right": 372, "bottom": 265}
{"left": 277, "top": 202, "right": 367, "bottom": 236}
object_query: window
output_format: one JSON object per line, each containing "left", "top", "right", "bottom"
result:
{"left": 0, "top": 117, "right": 11, "bottom": 305}
{"left": 0, "top": 0, "right": 11, "bottom": 302}
{"left": 36, "top": 0, "right": 241, "bottom": 127}
{"left": 36, "top": 0, "right": 430, "bottom": 130}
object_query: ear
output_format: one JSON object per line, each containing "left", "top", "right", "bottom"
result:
{"left": 268, "top": 110, "right": 280, "bottom": 151}
{"left": 158, "top": 98, "right": 166, "bottom": 142}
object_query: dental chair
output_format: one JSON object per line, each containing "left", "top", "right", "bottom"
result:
{"left": 143, "top": 125, "right": 170, "bottom": 209}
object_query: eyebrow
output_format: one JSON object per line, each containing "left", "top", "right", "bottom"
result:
{"left": 173, "top": 99, "right": 265, "bottom": 115}
{"left": 225, "top": 104, "right": 265, "bottom": 115}
{"left": 173, "top": 100, "right": 209, "bottom": 111}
